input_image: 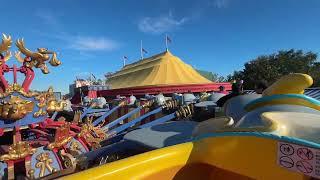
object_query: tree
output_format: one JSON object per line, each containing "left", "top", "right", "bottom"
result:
{"left": 217, "top": 76, "right": 226, "bottom": 82}
{"left": 228, "top": 49, "right": 320, "bottom": 89}
{"left": 196, "top": 69, "right": 225, "bottom": 82}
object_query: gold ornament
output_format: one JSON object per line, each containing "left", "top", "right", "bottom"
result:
{"left": 0, "top": 141, "right": 36, "bottom": 161}
{"left": 78, "top": 118, "right": 106, "bottom": 150}
{"left": 69, "top": 141, "right": 82, "bottom": 156}
{"left": 33, "top": 87, "right": 66, "bottom": 117}
{"left": 0, "top": 34, "right": 11, "bottom": 52}
{"left": 15, "top": 39, "right": 61, "bottom": 74}
{"left": 47, "top": 123, "right": 73, "bottom": 150}
{"left": 59, "top": 149, "right": 76, "bottom": 169}
{"left": 35, "top": 152, "right": 57, "bottom": 178}
{"left": 0, "top": 95, "right": 34, "bottom": 120}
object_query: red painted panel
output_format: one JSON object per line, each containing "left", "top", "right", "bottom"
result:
{"left": 71, "top": 83, "right": 231, "bottom": 104}
{"left": 100, "top": 83, "right": 231, "bottom": 97}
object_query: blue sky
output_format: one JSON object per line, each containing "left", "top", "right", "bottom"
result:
{"left": 1, "top": 0, "right": 320, "bottom": 93}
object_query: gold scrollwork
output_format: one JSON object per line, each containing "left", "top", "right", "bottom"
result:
{"left": 68, "top": 141, "right": 82, "bottom": 156}
{"left": 0, "top": 83, "right": 39, "bottom": 99}
{"left": 47, "top": 136, "right": 73, "bottom": 150}
{"left": 59, "top": 149, "right": 76, "bottom": 170}
{"left": 35, "top": 152, "right": 57, "bottom": 178}
{"left": 78, "top": 119, "right": 106, "bottom": 150}
{"left": 47, "top": 122, "right": 73, "bottom": 150}
{"left": 0, "top": 141, "right": 36, "bottom": 161}
{"left": 27, "top": 169, "right": 35, "bottom": 179}
{"left": 0, "top": 95, "right": 34, "bottom": 120}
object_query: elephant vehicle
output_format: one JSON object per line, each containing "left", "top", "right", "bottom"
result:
{"left": 63, "top": 73, "right": 320, "bottom": 180}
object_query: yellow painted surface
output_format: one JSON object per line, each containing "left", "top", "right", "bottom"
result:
{"left": 63, "top": 143, "right": 194, "bottom": 180}
{"left": 107, "top": 51, "right": 211, "bottom": 89}
{"left": 64, "top": 136, "right": 311, "bottom": 180}
{"left": 262, "top": 73, "right": 313, "bottom": 96}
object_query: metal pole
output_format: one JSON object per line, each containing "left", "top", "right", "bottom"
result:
{"left": 165, "top": 34, "right": 168, "bottom": 51}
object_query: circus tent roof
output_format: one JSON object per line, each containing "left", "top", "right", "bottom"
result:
{"left": 107, "top": 51, "right": 211, "bottom": 89}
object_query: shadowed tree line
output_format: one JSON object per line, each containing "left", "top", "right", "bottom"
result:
{"left": 196, "top": 69, "right": 226, "bottom": 82}
{"left": 226, "top": 49, "right": 320, "bottom": 89}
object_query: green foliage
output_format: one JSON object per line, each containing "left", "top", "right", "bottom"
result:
{"left": 196, "top": 69, "right": 225, "bottom": 82}
{"left": 228, "top": 49, "right": 320, "bottom": 89}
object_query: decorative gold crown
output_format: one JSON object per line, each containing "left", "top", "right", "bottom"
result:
{"left": 0, "top": 95, "right": 34, "bottom": 120}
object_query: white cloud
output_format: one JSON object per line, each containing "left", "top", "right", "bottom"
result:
{"left": 34, "top": 10, "right": 120, "bottom": 52}
{"left": 210, "top": 0, "right": 229, "bottom": 8}
{"left": 36, "top": 31, "right": 120, "bottom": 52}
{"left": 34, "top": 10, "right": 60, "bottom": 27}
{"left": 138, "top": 12, "right": 188, "bottom": 34}
{"left": 70, "top": 36, "right": 119, "bottom": 51}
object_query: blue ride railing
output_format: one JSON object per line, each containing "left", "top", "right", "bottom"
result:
{"left": 101, "top": 106, "right": 144, "bottom": 131}
{"left": 92, "top": 103, "right": 124, "bottom": 126}
{"left": 107, "top": 107, "right": 163, "bottom": 134}
{"left": 138, "top": 112, "right": 176, "bottom": 129}
{"left": 99, "top": 99, "right": 156, "bottom": 130}
{"left": 139, "top": 104, "right": 194, "bottom": 129}
{"left": 80, "top": 107, "right": 93, "bottom": 121}
{"left": 105, "top": 102, "right": 192, "bottom": 137}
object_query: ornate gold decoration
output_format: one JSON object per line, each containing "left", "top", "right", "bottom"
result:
{"left": 59, "top": 149, "right": 76, "bottom": 169}
{"left": 0, "top": 95, "right": 34, "bottom": 120}
{"left": 33, "top": 87, "right": 66, "bottom": 117}
{"left": 72, "top": 110, "right": 82, "bottom": 123}
{"left": 199, "top": 92, "right": 210, "bottom": 101}
{"left": 78, "top": 118, "right": 106, "bottom": 150}
{"left": 27, "top": 169, "right": 35, "bottom": 179}
{"left": 47, "top": 123, "right": 72, "bottom": 150}
{"left": 162, "top": 100, "right": 178, "bottom": 110}
{"left": 0, "top": 85, "right": 65, "bottom": 119}
{"left": 2, "top": 51, "right": 11, "bottom": 62}
{"left": 0, "top": 34, "right": 13, "bottom": 64}
{"left": 46, "top": 100, "right": 66, "bottom": 113}
{"left": 69, "top": 141, "right": 82, "bottom": 156}
{"left": 33, "top": 108, "right": 46, "bottom": 117}
{"left": 35, "top": 152, "right": 57, "bottom": 178}
{"left": 47, "top": 136, "right": 73, "bottom": 150}
{"left": 175, "top": 104, "right": 194, "bottom": 119}
{"left": 0, "top": 141, "right": 36, "bottom": 161}
{"left": 141, "top": 100, "right": 153, "bottom": 108}
{"left": 15, "top": 39, "right": 61, "bottom": 74}
{"left": 0, "top": 34, "right": 12, "bottom": 54}
{"left": 0, "top": 83, "right": 39, "bottom": 98}
{"left": 25, "top": 158, "right": 34, "bottom": 179}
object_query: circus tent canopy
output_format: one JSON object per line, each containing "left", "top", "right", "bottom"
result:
{"left": 107, "top": 51, "right": 211, "bottom": 89}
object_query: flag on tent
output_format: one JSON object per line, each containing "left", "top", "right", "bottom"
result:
{"left": 91, "top": 73, "right": 96, "bottom": 80}
{"left": 142, "top": 48, "right": 148, "bottom": 54}
{"left": 166, "top": 35, "right": 172, "bottom": 43}
{"left": 123, "top": 56, "right": 128, "bottom": 66}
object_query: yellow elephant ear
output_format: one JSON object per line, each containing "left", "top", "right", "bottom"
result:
{"left": 262, "top": 73, "right": 313, "bottom": 96}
